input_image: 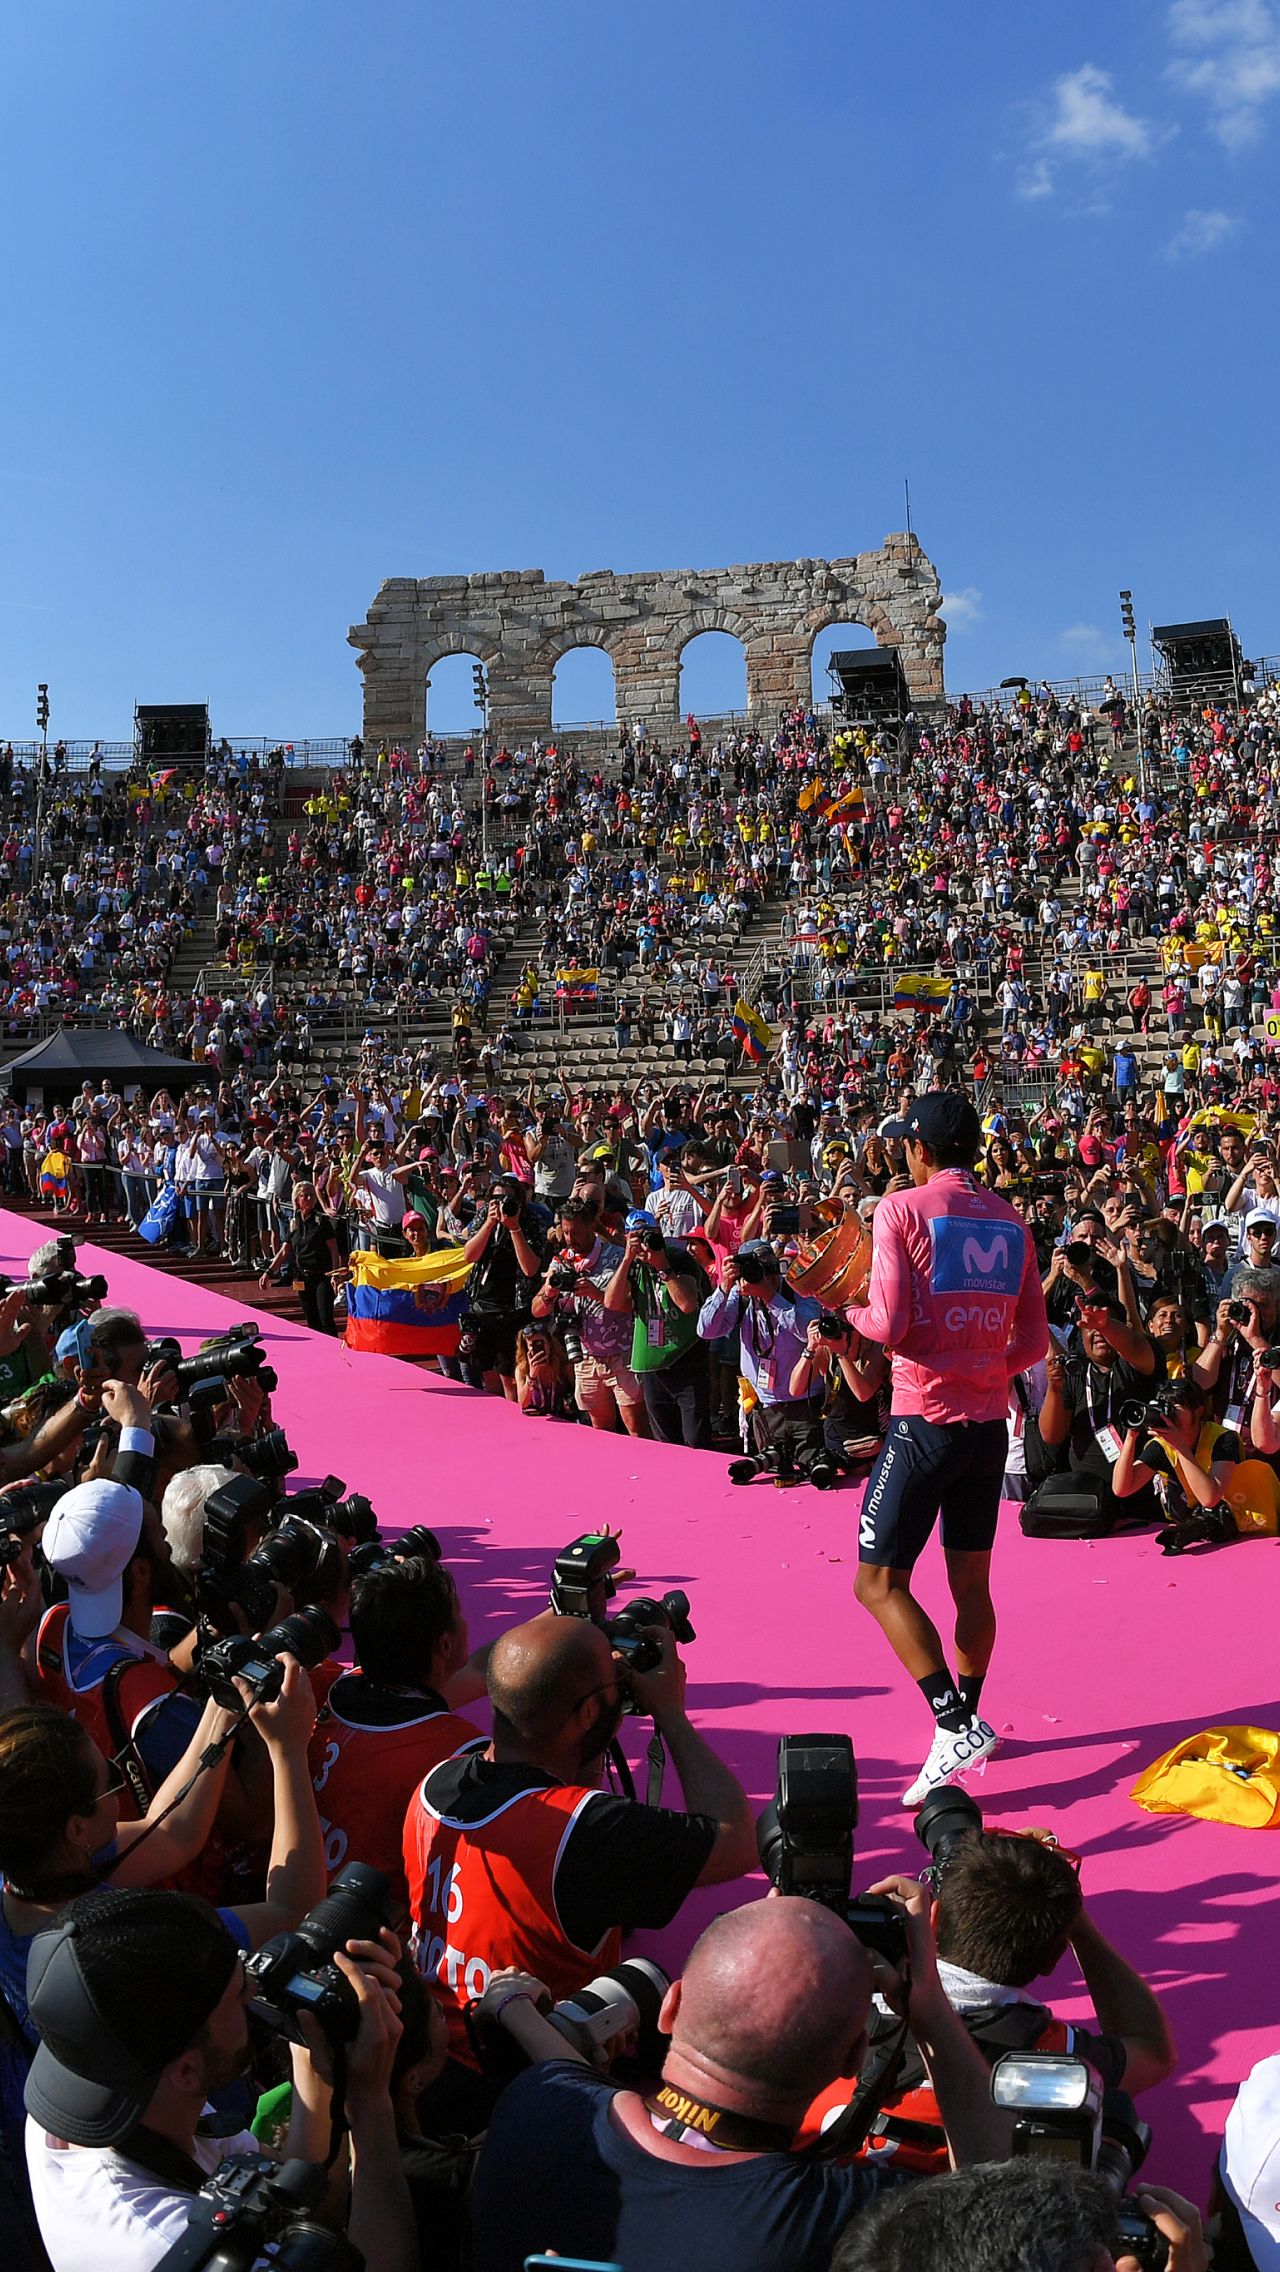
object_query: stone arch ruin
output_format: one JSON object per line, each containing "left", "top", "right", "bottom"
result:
{"left": 348, "top": 534, "right": 945, "bottom": 749}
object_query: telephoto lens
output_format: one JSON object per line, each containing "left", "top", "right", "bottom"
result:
{"left": 246, "top": 1864, "right": 392, "bottom": 2045}
{"left": 914, "top": 1786, "right": 983, "bottom": 1888}
{"left": 198, "top": 1605, "right": 341, "bottom": 1711}
{"left": 547, "top": 1960, "right": 670, "bottom": 2060}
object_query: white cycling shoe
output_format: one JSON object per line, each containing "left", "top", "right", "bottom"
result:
{"left": 901, "top": 1717, "right": 999, "bottom": 1807}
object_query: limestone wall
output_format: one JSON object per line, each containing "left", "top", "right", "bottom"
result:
{"left": 348, "top": 536, "right": 945, "bottom": 749}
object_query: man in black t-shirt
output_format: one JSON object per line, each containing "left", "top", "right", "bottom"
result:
{"left": 404, "top": 1613, "right": 755, "bottom": 2109}
{"left": 460, "top": 1173, "right": 547, "bottom": 1393}
{"left": 1036, "top": 1306, "right": 1161, "bottom": 1526}
{"left": 470, "top": 1889, "right": 1009, "bottom": 2272}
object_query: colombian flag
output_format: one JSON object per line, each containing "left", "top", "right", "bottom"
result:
{"left": 38, "top": 1149, "right": 69, "bottom": 1203}
{"left": 893, "top": 973, "right": 952, "bottom": 1012}
{"left": 553, "top": 966, "right": 600, "bottom": 1001}
{"left": 344, "top": 1246, "right": 471, "bottom": 1358}
{"left": 732, "top": 996, "right": 774, "bottom": 1063}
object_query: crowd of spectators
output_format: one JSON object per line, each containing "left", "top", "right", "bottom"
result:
{"left": 0, "top": 1257, "right": 1242, "bottom": 2272}
{"left": 7, "top": 678, "right": 1280, "bottom": 2264}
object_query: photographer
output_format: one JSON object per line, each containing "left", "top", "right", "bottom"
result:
{"left": 1033, "top": 1305, "right": 1161, "bottom": 1532}
{"left": 604, "top": 1210, "right": 713, "bottom": 1448}
{"left": 831, "top": 2160, "right": 1207, "bottom": 2272}
{"left": 698, "top": 1243, "right": 825, "bottom": 1473}
{"left": 404, "top": 1611, "right": 754, "bottom": 2101}
{"left": 529, "top": 1195, "right": 648, "bottom": 1436}
{"left": 461, "top": 1173, "right": 547, "bottom": 1399}
{"left": 22, "top": 1885, "right": 414, "bottom": 2272}
{"left": 1192, "top": 1274, "right": 1278, "bottom": 1441}
{"left": 470, "top": 1889, "right": 1012, "bottom": 2272}
{"left": 0, "top": 1286, "right": 50, "bottom": 1405}
{"left": 1113, "top": 1376, "right": 1243, "bottom": 1553}
{"left": 805, "top": 1822, "right": 1175, "bottom": 2166}
{"left": 309, "top": 1554, "right": 480, "bottom": 1910}
{"left": 791, "top": 1313, "right": 889, "bottom": 1470}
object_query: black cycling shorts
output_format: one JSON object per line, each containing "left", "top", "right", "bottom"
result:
{"left": 857, "top": 1414, "right": 1008, "bottom": 1571}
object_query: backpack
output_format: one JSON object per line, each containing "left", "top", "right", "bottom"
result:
{"left": 1019, "top": 1477, "right": 1114, "bottom": 1539}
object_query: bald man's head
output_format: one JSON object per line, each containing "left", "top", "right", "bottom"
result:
{"left": 668, "top": 1897, "right": 873, "bottom": 2112}
{"left": 488, "top": 1612, "right": 618, "bottom": 1754}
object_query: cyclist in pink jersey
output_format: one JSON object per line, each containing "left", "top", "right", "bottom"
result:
{"left": 845, "top": 1091, "right": 1049, "bottom": 1807}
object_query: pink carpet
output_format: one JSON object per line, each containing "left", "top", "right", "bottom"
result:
{"left": 9, "top": 1209, "right": 1279, "bottom": 2196}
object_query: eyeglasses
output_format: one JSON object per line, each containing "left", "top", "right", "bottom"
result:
{"left": 572, "top": 1678, "right": 623, "bottom": 1713}
{"left": 97, "top": 1760, "right": 130, "bottom": 1803}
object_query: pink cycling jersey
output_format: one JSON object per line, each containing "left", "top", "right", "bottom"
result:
{"left": 847, "top": 1169, "right": 1049, "bottom": 1425}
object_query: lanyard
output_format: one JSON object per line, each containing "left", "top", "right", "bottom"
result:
{"left": 1083, "top": 1365, "right": 1114, "bottom": 1435}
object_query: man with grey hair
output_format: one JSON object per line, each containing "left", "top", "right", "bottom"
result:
{"left": 160, "top": 1463, "right": 238, "bottom": 1574}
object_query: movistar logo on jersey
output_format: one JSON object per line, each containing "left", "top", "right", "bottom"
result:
{"left": 929, "top": 1215, "right": 1024, "bottom": 1296}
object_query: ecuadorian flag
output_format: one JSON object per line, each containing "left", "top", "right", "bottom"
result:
{"left": 344, "top": 1245, "right": 472, "bottom": 1359}
{"left": 893, "top": 973, "right": 952, "bottom": 1012}
{"left": 732, "top": 995, "right": 774, "bottom": 1064}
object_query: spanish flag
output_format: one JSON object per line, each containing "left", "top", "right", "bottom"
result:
{"left": 732, "top": 996, "right": 774, "bottom": 1064}
{"left": 344, "top": 1245, "right": 472, "bottom": 1359}
{"left": 893, "top": 973, "right": 952, "bottom": 1012}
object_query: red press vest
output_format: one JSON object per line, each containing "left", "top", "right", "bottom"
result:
{"left": 35, "top": 1602, "right": 177, "bottom": 1818}
{"left": 308, "top": 1690, "right": 478, "bottom": 1906}
{"left": 404, "top": 1769, "right": 622, "bottom": 2067}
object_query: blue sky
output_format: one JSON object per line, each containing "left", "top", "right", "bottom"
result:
{"left": 2, "top": 0, "right": 1277, "bottom": 739}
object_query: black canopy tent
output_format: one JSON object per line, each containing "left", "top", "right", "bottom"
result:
{"left": 1, "top": 1027, "right": 199, "bottom": 1101}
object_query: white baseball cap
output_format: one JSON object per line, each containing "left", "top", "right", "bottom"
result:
{"left": 1221, "top": 2052, "right": 1280, "bottom": 2270}
{"left": 43, "top": 1479, "right": 144, "bottom": 1640}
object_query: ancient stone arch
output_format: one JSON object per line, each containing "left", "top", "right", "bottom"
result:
{"left": 348, "top": 536, "right": 945, "bottom": 750}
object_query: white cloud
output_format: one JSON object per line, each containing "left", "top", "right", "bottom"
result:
{"left": 1022, "top": 64, "right": 1163, "bottom": 199}
{"left": 1164, "top": 204, "right": 1242, "bottom": 255}
{"left": 940, "top": 587, "right": 983, "bottom": 629}
{"left": 1167, "top": 0, "right": 1280, "bottom": 148}
{"left": 1045, "top": 63, "right": 1157, "bottom": 158}
{"left": 1017, "top": 157, "right": 1055, "bottom": 200}
{"left": 1061, "top": 623, "right": 1105, "bottom": 649}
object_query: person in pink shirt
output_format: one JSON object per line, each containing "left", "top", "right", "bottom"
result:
{"left": 845, "top": 1091, "right": 1049, "bottom": 1808}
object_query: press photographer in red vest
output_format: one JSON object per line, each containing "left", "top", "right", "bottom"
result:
{"left": 403, "top": 1610, "right": 755, "bottom": 2113}
{"left": 800, "top": 1817, "right": 1175, "bottom": 2167}
{"left": 309, "top": 1551, "right": 481, "bottom": 1913}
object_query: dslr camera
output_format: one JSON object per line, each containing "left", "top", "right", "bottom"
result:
{"left": 548, "top": 1256, "right": 581, "bottom": 1294}
{"left": 153, "top": 2154, "right": 359, "bottom": 2272}
{"left": 728, "top": 1440, "right": 838, "bottom": 1490}
{"left": 198, "top": 1606, "right": 340, "bottom": 1711}
{"left": 196, "top": 1473, "right": 349, "bottom": 1637}
{"left": 2, "top": 1231, "right": 109, "bottom": 1314}
{"left": 246, "top": 1864, "right": 391, "bottom": 2046}
{"left": 549, "top": 1530, "right": 695, "bottom": 1679}
{"left": 468, "top": 1956, "right": 670, "bottom": 2086}
{"left": 757, "top": 1734, "right": 908, "bottom": 1964}
{"left": 992, "top": 2051, "right": 1168, "bottom": 2270}
{"left": 348, "top": 1523, "right": 441, "bottom": 1578}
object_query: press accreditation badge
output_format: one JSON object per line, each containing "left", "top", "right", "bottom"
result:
{"left": 1094, "top": 1425, "right": 1124, "bottom": 1465}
